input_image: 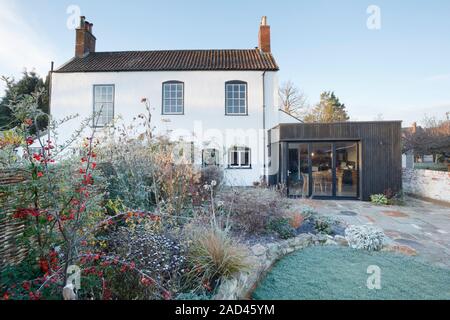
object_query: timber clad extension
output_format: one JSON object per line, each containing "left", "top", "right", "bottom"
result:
{"left": 269, "top": 121, "right": 403, "bottom": 201}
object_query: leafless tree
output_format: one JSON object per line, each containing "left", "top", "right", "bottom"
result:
{"left": 402, "top": 115, "right": 450, "bottom": 159}
{"left": 278, "top": 81, "right": 308, "bottom": 117}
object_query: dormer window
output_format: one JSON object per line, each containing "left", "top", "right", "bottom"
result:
{"left": 162, "top": 81, "right": 184, "bottom": 114}
{"left": 225, "top": 81, "right": 247, "bottom": 115}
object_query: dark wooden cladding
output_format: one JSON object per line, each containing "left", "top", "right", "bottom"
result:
{"left": 272, "top": 121, "right": 402, "bottom": 201}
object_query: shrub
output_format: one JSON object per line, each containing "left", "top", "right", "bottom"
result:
{"left": 200, "top": 166, "right": 224, "bottom": 189}
{"left": 345, "top": 225, "right": 386, "bottom": 251}
{"left": 301, "top": 206, "right": 317, "bottom": 218}
{"left": 267, "top": 217, "right": 296, "bottom": 239}
{"left": 370, "top": 194, "right": 388, "bottom": 205}
{"left": 289, "top": 212, "right": 304, "bottom": 229}
{"left": 218, "top": 188, "right": 286, "bottom": 235}
{"left": 175, "top": 292, "right": 212, "bottom": 300}
{"left": 314, "top": 217, "right": 332, "bottom": 235}
{"left": 185, "top": 224, "right": 248, "bottom": 292}
{"left": 102, "top": 224, "right": 186, "bottom": 299}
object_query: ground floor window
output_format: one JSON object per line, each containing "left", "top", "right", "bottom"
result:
{"left": 228, "top": 146, "right": 251, "bottom": 169}
{"left": 202, "top": 148, "right": 219, "bottom": 166}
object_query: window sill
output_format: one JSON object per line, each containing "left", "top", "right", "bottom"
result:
{"left": 227, "top": 166, "right": 252, "bottom": 170}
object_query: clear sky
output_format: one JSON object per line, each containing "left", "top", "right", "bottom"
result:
{"left": 1, "top": 0, "right": 449, "bottom": 126}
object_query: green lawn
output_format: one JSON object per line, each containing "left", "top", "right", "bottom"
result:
{"left": 252, "top": 246, "right": 450, "bottom": 300}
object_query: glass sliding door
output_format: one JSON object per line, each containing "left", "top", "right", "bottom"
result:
{"left": 286, "top": 141, "right": 359, "bottom": 199}
{"left": 335, "top": 142, "right": 359, "bottom": 197}
{"left": 310, "top": 143, "right": 333, "bottom": 197}
{"left": 287, "top": 143, "right": 309, "bottom": 197}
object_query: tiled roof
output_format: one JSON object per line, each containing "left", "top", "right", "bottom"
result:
{"left": 55, "top": 49, "right": 279, "bottom": 73}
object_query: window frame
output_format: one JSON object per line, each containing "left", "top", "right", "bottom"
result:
{"left": 225, "top": 81, "right": 248, "bottom": 116}
{"left": 228, "top": 146, "right": 251, "bottom": 169}
{"left": 92, "top": 84, "right": 115, "bottom": 128}
{"left": 162, "top": 81, "right": 185, "bottom": 115}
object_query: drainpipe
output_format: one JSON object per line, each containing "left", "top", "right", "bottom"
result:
{"left": 262, "top": 71, "right": 267, "bottom": 184}
{"left": 47, "top": 61, "right": 54, "bottom": 143}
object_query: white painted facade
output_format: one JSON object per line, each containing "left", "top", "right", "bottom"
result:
{"left": 50, "top": 69, "right": 289, "bottom": 186}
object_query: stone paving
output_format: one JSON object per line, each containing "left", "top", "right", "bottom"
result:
{"left": 289, "top": 197, "right": 450, "bottom": 268}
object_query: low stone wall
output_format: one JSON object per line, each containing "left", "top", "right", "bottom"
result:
{"left": 403, "top": 168, "right": 450, "bottom": 204}
{"left": 214, "top": 233, "right": 348, "bottom": 300}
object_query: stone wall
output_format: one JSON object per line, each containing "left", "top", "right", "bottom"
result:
{"left": 214, "top": 233, "right": 347, "bottom": 300}
{"left": 403, "top": 168, "right": 450, "bottom": 203}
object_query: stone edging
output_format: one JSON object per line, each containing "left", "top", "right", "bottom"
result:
{"left": 213, "top": 233, "right": 348, "bottom": 300}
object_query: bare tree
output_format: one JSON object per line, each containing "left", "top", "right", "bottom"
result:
{"left": 403, "top": 115, "right": 450, "bottom": 159}
{"left": 278, "top": 81, "right": 308, "bottom": 117}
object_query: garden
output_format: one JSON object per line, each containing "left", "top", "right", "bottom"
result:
{"left": 1, "top": 88, "right": 448, "bottom": 301}
{"left": 0, "top": 89, "right": 310, "bottom": 300}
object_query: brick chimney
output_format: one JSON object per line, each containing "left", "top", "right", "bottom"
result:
{"left": 75, "top": 16, "right": 96, "bottom": 58}
{"left": 258, "top": 16, "right": 271, "bottom": 53}
{"left": 412, "top": 122, "right": 417, "bottom": 134}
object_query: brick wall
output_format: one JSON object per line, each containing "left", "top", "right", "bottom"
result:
{"left": 403, "top": 168, "right": 450, "bottom": 203}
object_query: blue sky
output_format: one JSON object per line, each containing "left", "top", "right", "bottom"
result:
{"left": 1, "top": 0, "right": 449, "bottom": 125}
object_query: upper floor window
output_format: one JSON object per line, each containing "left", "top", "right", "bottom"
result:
{"left": 228, "top": 146, "right": 251, "bottom": 169}
{"left": 163, "top": 81, "right": 184, "bottom": 114}
{"left": 225, "top": 81, "right": 247, "bottom": 115}
{"left": 93, "top": 85, "right": 114, "bottom": 127}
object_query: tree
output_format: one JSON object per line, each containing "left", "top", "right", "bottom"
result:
{"left": 303, "top": 91, "right": 350, "bottom": 123}
{"left": 278, "top": 81, "right": 308, "bottom": 117}
{"left": 403, "top": 115, "right": 450, "bottom": 159}
{"left": 0, "top": 71, "right": 49, "bottom": 130}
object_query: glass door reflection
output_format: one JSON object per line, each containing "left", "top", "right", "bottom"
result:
{"left": 311, "top": 143, "right": 333, "bottom": 197}
{"left": 287, "top": 143, "right": 309, "bottom": 197}
{"left": 286, "top": 141, "right": 359, "bottom": 199}
{"left": 335, "top": 142, "right": 359, "bottom": 197}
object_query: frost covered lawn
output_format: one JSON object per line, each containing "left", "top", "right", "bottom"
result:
{"left": 252, "top": 246, "right": 450, "bottom": 300}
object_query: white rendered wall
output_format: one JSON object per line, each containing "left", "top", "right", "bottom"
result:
{"left": 51, "top": 70, "right": 279, "bottom": 186}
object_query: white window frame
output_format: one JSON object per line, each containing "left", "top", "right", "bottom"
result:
{"left": 162, "top": 81, "right": 184, "bottom": 115}
{"left": 228, "top": 146, "right": 251, "bottom": 169}
{"left": 225, "top": 81, "right": 247, "bottom": 115}
{"left": 93, "top": 85, "right": 114, "bottom": 127}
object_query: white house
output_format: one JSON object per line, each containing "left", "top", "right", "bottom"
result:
{"left": 50, "top": 16, "right": 299, "bottom": 186}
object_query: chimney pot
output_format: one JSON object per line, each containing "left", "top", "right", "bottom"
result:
{"left": 75, "top": 16, "right": 96, "bottom": 58}
{"left": 261, "top": 16, "right": 267, "bottom": 26}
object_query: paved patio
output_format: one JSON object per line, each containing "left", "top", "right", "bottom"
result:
{"left": 291, "top": 197, "right": 450, "bottom": 268}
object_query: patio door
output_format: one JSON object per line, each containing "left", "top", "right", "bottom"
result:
{"left": 287, "top": 141, "right": 359, "bottom": 199}
{"left": 310, "top": 143, "right": 333, "bottom": 197}
{"left": 287, "top": 143, "right": 309, "bottom": 197}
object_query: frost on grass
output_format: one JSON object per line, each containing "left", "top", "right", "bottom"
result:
{"left": 344, "top": 225, "right": 386, "bottom": 251}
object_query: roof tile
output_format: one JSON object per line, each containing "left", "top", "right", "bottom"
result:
{"left": 55, "top": 49, "right": 279, "bottom": 73}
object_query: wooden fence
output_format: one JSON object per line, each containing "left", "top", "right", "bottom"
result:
{"left": 0, "top": 169, "right": 29, "bottom": 271}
